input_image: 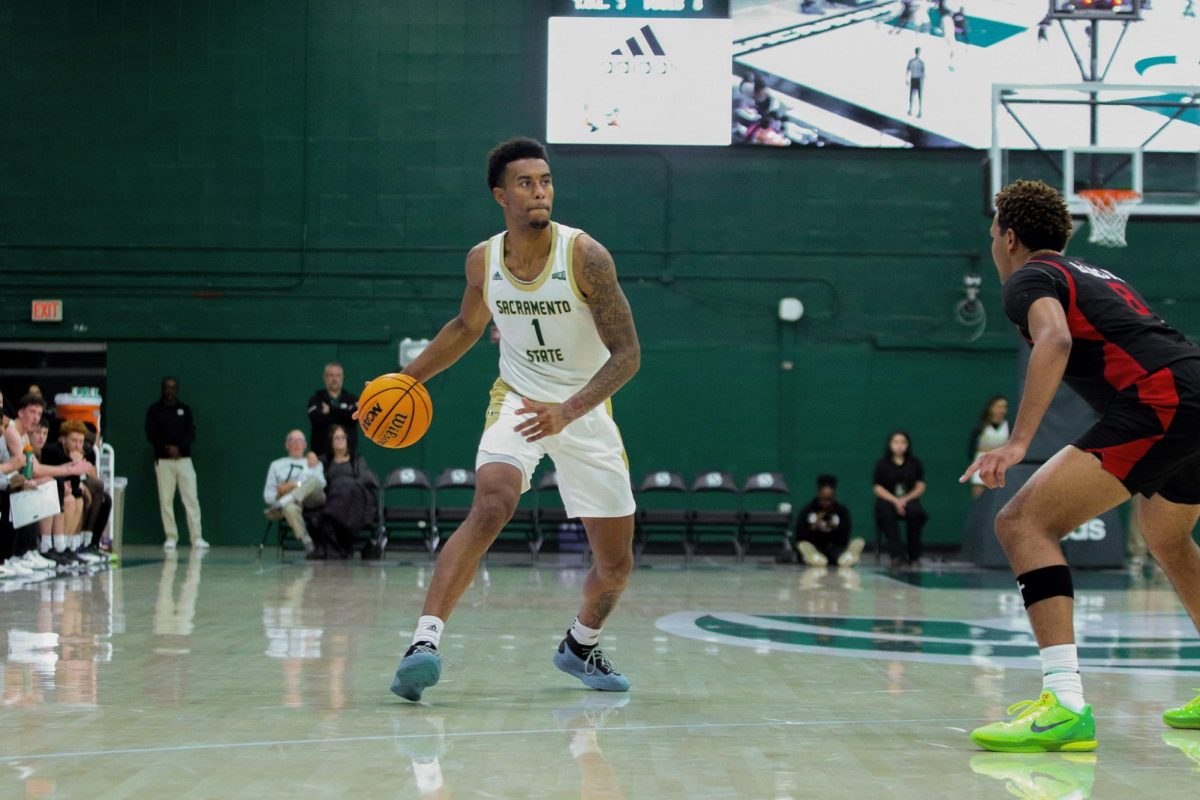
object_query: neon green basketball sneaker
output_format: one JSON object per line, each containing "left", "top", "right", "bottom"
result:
{"left": 1162, "top": 730, "right": 1200, "bottom": 772}
{"left": 970, "top": 753, "right": 1097, "bottom": 799}
{"left": 1163, "top": 689, "right": 1200, "bottom": 730}
{"left": 970, "top": 691, "right": 1097, "bottom": 753}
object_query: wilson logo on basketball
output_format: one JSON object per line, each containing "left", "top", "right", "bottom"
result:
{"left": 378, "top": 412, "right": 410, "bottom": 446}
{"left": 360, "top": 402, "right": 384, "bottom": 429}
{"left": 358, "top": 372, "right": 433, "bottom": 449}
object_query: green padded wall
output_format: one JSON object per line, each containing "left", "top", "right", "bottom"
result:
{"left": 3, "top": 1, "right": 1198, "bottom": 547}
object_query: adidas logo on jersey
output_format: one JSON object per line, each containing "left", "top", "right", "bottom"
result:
{"left": 552, "top": 271, "right": 566, "bottom": 281}
{"left": 492, "top": 271, "right": 502, "bottom": 280}
{"left": 610, "top": 25, "right": 666, "bottom": 57}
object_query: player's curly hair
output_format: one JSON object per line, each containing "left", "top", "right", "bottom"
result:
{"left": 487, "top": 138, "right": 549, "bottom": 190}
{"left": 994, "top": 179, "right": 1074, "bottom": 252}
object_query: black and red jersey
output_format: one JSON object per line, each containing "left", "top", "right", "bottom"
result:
{"left": 1002, "top": 253, "right": 1200, "bottom": 412}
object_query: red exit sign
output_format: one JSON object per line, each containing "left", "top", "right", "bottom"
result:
{"left": 31, "top": 299, "right": 63, "bottom": 322}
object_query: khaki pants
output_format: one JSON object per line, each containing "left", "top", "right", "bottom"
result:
{"left": 265, "top": 474, "right": 325, "bottom": 549}
{"left": 155, "top": 457, "right": 202, "bottom": 544}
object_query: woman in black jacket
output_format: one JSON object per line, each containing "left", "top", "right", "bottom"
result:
{"left": 310, "top": 425, "right": 379, "bottom": 559}
{"left": 873, "top": 430, "right": 928, "bottom": 568}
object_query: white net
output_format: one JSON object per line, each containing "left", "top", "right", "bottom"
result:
{"left": 1081, "top": 191, "right": 1140, "bottom": 248}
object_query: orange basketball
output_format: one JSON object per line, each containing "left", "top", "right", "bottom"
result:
{"left": 357, "top": 373, "right": 433, "bottom": 449}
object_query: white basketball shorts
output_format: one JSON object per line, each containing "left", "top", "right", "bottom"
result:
{"left": 476, "top": 379, "right": 635, "bottom": 518}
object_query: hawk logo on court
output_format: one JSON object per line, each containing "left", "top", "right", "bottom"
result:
{"left": 656, "top": 611, "right": 1200, "bottom": 675}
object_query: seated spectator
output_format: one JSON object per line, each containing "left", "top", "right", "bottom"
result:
{"left": 310, "top": 425, "right": 378, "bottom": 560}
{"left": 1, "top": 406, "right": 28, "bottom": 578}
{"left": 39, "top": 420, "right": 106, "bottom": 565}
{"left": 307, "top": 363, "right": 358, "bottom": 458}
{"left": 26, "top": 384, "right": 59, "bottom": 439}
{"left": 80, "top": 427, "right": 114, "bottom": 552}
{"left": 873, "top": 430, "right": 928, "bottom": 569}
{"left": 966, "top": 395, "right": 1009, "bottom": 500}
{"left": 9, "top": 394, "right": 92, "bottom": 569}
{"left": 796, "top": 474, "right": 865, "bottom": 567}
{"left": 1, "top": 402, "right": 60, "bottom": 578}
{"left": 264, "top": 430, "right": 325, "bottom": 555}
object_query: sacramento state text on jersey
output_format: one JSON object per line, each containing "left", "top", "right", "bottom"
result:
{"left": 494, "top": 299, "right": 573, "bottom": 316}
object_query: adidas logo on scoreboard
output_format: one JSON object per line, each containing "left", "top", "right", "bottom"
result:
{"left": 609, "top": 25, "right": 665, "bottom": 57}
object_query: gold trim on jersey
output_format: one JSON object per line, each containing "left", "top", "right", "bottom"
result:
{"left": 483, "top": 377, "right": 514, "bottom": 431}
{"left": 565, "top": 230, "right": 589, "bottom": 305}
{"left": 498, "top": 223, "right": 558, "bottom": 293}
{"left": 482, "top": 238, "right": 492, "bottom": 306}
{"left": 604, "top": 397, "right": 630, "bottom": 469}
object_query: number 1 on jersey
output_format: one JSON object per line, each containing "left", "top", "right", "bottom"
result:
{"left": 531, "top": 318, "right": 546, "bottom": 346}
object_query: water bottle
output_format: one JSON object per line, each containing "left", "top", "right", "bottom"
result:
{"left": 22, "top": 444, "right": 34, "bottom": 479}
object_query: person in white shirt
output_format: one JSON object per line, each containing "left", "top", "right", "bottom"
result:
{"left": 263, "top": 430, "right": 326, "bottom": 554}
{"left": 967, "top": 396, "right": 1010, "bottom": 500}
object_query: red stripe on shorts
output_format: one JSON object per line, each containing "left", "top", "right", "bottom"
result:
{"left": 1085, "top": 368, "right": 1179, "bottom": 481}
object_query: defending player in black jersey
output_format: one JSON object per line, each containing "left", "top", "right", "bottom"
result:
{"left": 962, "top": 180, "right": 1200, "bottom": 751}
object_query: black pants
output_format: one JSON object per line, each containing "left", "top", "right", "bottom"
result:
{"left": 313, "top": 516, "right": 354, "bottom": 558}
{"left": 84, "top": 481, "right": 113, "bottom": 539}
{"left": 0, "top": 490, "right": 13, "bottom": 562}
{"left": 875, "top": 499, "right": 927, "bottom": 562}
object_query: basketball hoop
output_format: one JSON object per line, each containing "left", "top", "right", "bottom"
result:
{"left": 1079, "top": 189, "right": 1140, "bottom": 248}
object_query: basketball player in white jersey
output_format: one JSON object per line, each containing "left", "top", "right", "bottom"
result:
{"left": 386, "top": 138, "right": 641, "bottom": 701}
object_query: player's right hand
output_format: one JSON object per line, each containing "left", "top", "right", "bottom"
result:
{"left": 961, "top": 442, "right": 1026, "bottom": 489}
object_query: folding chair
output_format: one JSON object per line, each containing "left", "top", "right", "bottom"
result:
{"left": 433, "top": 467, "right": 475, "bottom": 544}
{"left": 635, "top": 470, "right": 690, "bottom": 559}
{"left": 259, "top": 507, "right": 320, "bottom": 561}
{"left": 380, "top": 467, "right": 436, "bottom": 554}
{"left": 739, "top": 472, "right": 793, "bottom": 559}
{"left": 689, "top": 471, "right": 743, "bottom": 560}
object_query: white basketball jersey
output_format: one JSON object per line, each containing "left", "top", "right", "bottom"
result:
{"left": 483, "top": 222, "right": 610, "bottom": 403}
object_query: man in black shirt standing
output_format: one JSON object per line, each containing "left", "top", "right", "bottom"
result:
{"left": 307, "top": 363, "right": 358, "bottom": 457}
{"left": 963, "top": 180, "right": 1200, "bottom": 752}
{"left": 145, "top": 376, "right": 206, "bottom": 550}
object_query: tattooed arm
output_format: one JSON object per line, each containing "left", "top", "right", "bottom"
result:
{"left": 513, "top": 234, "right": 641, "bottom": 442}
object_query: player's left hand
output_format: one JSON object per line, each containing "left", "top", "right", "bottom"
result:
{"left": 960, "top": 442, "right": 1026, "bottom": 489}
{"left": 514, "top": 399, "right": 571, "bottom": 442}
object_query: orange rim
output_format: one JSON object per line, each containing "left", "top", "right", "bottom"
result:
{"left": 1079, "top": 189, "right": 1141, "bottom": 208}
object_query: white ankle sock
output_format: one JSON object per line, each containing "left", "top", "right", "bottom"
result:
{"left": 411, "top": 759, "right": 444, "bottom": 794}
{"left": 53, "top": 534, "right": 68, "bottom": 553}
{"left": 413, "top": 615, "right": 445, "bottom": 648}
{"left": 40, "top": 535, "right": 52, "bottom": 553}
{"left": 570, "top": 617, "right": 602, "bottom": 647}
{"left": 569, "top": 729, "right": 601, "bottom": 759}
{"left": 1041, "top": 643, "right": 1086, "bottom": 712}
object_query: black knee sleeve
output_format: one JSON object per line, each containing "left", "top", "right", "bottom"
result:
{"left": 1016, "top": 565, "right": 1074, "bottom": 609}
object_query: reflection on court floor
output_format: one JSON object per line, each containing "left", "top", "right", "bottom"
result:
{"left": 1, "top": 547, "right": 1198, "bottom": 798}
